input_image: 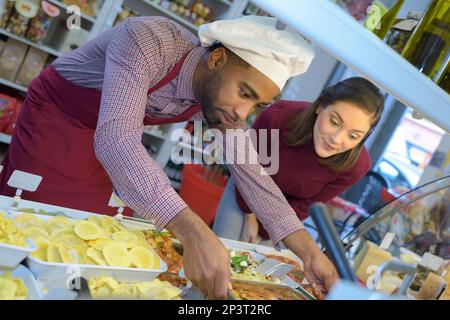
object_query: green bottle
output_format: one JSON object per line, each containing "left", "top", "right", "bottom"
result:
{"left": 401, "top": 0, "right": 450, "bottom": 82}
{"left": 373, "top": 0, "right": 405, "bottom": 40}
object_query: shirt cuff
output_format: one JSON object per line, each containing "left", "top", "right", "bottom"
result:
{"left": 141, "top": 186, "right": 188, "bottom": 231}
{"left": 263, "top": 214, "right": 305, "bottom": 250}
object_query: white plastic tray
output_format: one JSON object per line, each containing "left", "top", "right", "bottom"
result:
{"left": 0, "top": 207, "right": 37, "bottom": 269}
{"left": 27, "top": 255, "right": 167, "bottom": 284}
{"left": 0, "top": 239, "right": 37, "bottom": 269}
{"left": 0, "top": 264, "right": 44, "bottom": 300}
{"left": 0, "top": 195, "right": 103, "bottom": 220}
{"left": 6, "top": 211, "right": 167, "bottom": 285}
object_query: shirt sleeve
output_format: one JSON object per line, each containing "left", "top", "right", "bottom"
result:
{"left": 94, "top": 18, "right": 188, "bottom": 230}
{"left": 222, "top": 106, "right": 305, "bottom": 249}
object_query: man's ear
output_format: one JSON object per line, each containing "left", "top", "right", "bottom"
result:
{"left": 207, "top": 47, "right": 228, "bottom": 71}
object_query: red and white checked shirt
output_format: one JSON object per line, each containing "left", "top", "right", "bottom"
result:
{"left": 52, "top": 16, "right": 304, "bottom": 246}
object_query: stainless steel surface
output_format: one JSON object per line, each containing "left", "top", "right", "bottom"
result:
{"left": 374, "top": 260, "right": 417, "bottom": 295}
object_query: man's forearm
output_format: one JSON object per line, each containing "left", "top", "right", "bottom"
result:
{"left": 166, "top": 207, "right": 209, "bottom": 243}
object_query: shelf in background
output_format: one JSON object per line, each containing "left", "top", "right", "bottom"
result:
{"left": 253, "top": 0, "right": 450, "bottom": 132}
{"left": 0, "top": 78, "right": 28, "bottom": 93}
{"left": 142, "top": 0, "right": 198, "bottom": 31}
{"left": 0, "top": 28, "right": 62, "bottom": 57}
{"left": 0, "top": 133, "right": 12, "bottom": 145}
{"left": 47, "top": 0, "right": 97, "bottom": 24}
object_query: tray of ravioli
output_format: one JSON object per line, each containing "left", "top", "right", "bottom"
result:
{"left": 87, "top": 276, "right": 182, "bottom": 300}
{"left": 0, "top": 264, "right": 45, "bottom": 300}
{"left": 11, "top": 212, "right": 167, "bottom": 282}
{"left": 0, "top": 211, "right": 37, "bottom": 268}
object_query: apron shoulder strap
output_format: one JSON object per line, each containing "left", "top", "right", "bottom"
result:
{"left": 144, "top": 49, "right": 202, "bottom": 125}
{"left": 147, "top": 52, "right": 190, "bottom": 95}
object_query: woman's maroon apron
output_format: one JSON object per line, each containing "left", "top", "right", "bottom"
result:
{"left": 0, "top": 55, "right": 200, "bottom": 216}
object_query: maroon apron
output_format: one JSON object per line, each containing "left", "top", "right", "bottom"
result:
{"left": 0, "top": 55, "right": 201, "bottom": 216}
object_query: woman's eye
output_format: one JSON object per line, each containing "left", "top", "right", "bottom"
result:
{"left": 331, "top": 119, "right": 339, "bottom": 127}
{"left": 349, "top": 134, "right": 360, "bottom": 141}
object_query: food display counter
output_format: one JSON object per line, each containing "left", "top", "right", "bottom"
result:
{"left": 0, "top": 193, "right": 317, "bottom": 300}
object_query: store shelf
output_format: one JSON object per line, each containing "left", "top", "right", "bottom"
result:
{"left": 252, "top": 0, "right": 450, "bottom": 132}
{"left": 0, "top": 78, "right": 27, "bottom": 93}
{"left": 142, "top": 0, "right": 198, "bottom": 31}
{"left": 47, "top": 0, "right": 97, "bottom": 24}
{"left": 0, "top": 133, "right": 12, "bottom": 145}
{"left": 0, "top": 28, "right": 62, "bottom": 57}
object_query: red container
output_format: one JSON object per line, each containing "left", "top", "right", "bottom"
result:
{"left": 179, "top": 164, "right": 227, "bottom": 226}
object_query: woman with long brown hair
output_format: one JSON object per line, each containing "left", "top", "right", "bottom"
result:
{"left": 213, "top": 77, "right": 385, "bottom": 244}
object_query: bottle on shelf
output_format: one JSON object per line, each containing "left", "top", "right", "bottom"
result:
{"left": 401, "top": 0, "right": 450, "bottom": 83}
{"left": 372, "top": 0, "right": 405, "bottom": 40}
{"left": 436, "top": 56, "right": 449, "bottom": 94}
{"left": 385, "top": 10, "right": 423, "bottom": 54}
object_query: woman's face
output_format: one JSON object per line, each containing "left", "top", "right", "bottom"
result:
{"left": 313, "top": 101, "right": 373, "bottom": 158}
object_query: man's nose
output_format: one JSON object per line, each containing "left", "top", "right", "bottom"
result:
{"left": 233, "top": 102, "right": 255, "bottom": 121}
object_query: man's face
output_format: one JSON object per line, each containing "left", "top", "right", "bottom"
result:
{"left": 199, "top": 49, "right": 280, "bottom": 131}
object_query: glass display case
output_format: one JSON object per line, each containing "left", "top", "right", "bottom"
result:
{"left": 343, "top": 175, "right": 449, "bottom": 257}
{"left": 339, "top": 176, "right": 449, "bottom": 299}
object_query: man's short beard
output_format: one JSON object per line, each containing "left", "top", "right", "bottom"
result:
{"left": 200, "top": 72, "right": 222, "bottom": 128}
{"left": 199, "top": 72, "right": 247, "bottom": 131}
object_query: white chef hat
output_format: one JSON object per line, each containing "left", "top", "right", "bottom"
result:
{"left": 198, "top": 15, "right": 315, "bottom": 91}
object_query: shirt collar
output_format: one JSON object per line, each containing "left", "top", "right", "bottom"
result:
{"left": 175, "top": 46, "right": 207, "bottom": 101}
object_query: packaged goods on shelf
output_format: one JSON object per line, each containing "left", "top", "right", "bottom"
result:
{"left": 62, "top": 0, "right": 101, "bottom": 18}
{"left": 5, "top": 0, "right": 39, "bottom": 37}
{"left": 0, "top": 95, "right": 22, "bottom": 134}
{"left": 0, "top": 92, "right": 17, "bottom": 119}
{"left": 113, "top": 4, "right": 140, "bottom": 27}
{"left": 25, "top": 0, "right": 60, "bottom": 43}
{"left": 0, "top": 37, "right": 28, "bottom": 82}
{"left": 15, "top": 46, "right": 48, "bottom": 86}
{"left": 0, "top": 0, "right": 16, "bottom": 29}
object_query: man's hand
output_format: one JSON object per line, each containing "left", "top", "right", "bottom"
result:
{"left": 283, "top": 229, "right": 339, "bottom": 299}
{"left": 166, "top": 207, "right": 232, "bottom": 299}
{"left": 240, "top": 213, "right": 261, "bottom": 244}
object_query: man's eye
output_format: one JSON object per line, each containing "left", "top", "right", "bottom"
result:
{"left": 240, "top": 89, "right": 250, "bottom": 98}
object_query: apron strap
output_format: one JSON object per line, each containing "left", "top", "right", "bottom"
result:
{"left": 144, "top": 50, "right": 202, "bottom": 125}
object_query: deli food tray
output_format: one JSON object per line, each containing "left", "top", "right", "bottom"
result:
{"left": 8, "top": 210, "right": 168, "bottom": 285}
{"left": 0, "top": 264, "right": 44, "bottom": 300}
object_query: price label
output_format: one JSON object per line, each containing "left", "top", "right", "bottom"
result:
{"left": 7, "top": 170, "right": 42, "bottom": 192}
{"left": 108, "top": 192, "right": 126, "bottom": 208}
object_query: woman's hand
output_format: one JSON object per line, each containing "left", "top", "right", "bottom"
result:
{"left": 240, "top": 213, "right": 261, "bottom": 244}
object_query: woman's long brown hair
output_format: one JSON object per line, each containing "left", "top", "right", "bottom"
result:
{"left": 285, "top": 77, "right": 385, "bottom": 172}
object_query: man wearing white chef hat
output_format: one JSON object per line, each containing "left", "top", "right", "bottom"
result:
{"left": 0, "top": 15, "right": 337, "bottom": 299}
{"left": 196, "top": 15, "right": 315, "bottom": 130}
